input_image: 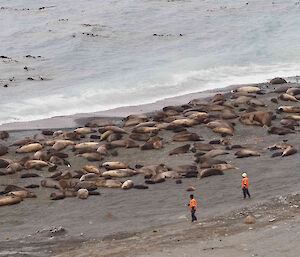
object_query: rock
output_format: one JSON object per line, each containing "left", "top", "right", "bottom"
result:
{"left": 77, "top": 189, "right": 89, "bottom": 199}
{"left": 0, "top": 144, "right": 8, "bottom": 156}
{"left": 270, "top": 77, "right": 287, "bottom": 84}
{"left": 245, "top": 214, "right": 256, "bottom": 224}
{"left": 186, "top": 186, "right": 195, "bottom": 192}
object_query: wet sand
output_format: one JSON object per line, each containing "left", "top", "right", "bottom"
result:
{"left": 0, "top": 80, "right": 300, "bottom": 256}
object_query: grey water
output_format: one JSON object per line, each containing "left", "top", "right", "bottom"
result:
{"left": 0, "top": 0, "right": 300, "bottom": 124}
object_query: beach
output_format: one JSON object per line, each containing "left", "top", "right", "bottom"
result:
{"left": 0, "top": 79, "right": 300, "bottom": 256}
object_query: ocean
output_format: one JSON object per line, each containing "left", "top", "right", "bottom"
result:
{"left": 1, "top": 0, "right": 300, "bottom": 125}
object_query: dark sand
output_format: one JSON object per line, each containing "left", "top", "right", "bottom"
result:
{"left": 0, "top": 81, "right": 300, "bottom": 256}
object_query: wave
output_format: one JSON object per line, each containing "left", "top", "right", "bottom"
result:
{"left": 0, "top": 62, "right": 299, "bottom": 125}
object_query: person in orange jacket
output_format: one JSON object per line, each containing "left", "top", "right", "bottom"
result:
{"left": 188, "top": 194, "right": 197, "bottom": 222}
{"left": 242, "top": 173, "right": 251, "bottom": 199}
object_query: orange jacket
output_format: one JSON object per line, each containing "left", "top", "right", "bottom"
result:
{"left": 190, "top": 199, "right": 197, "bottom": 211}
{"left": 242, "top": 177, "right": 249, "bottom": 189}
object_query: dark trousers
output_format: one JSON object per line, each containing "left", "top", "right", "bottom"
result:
{"left": 243, "top": 187, "right": 251, "bottom": 199}
{"left": 191, "top": 208, "right": 197, "bottom": 222}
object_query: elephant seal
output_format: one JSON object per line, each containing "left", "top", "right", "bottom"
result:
{"left": 141, "top": 136, "right": 163, "bottom": 150}
{"left": 270, "top": 77, "right": 287, "bottom": 84}
{"left": 41, "top": 179, "right": 62, "bottom": 189}
{"left": 77, "top": 152, "right": 103, "bottom": 162}
{"left": 236, "top": 86, "right": 261, "bottom": 94}
{"left": 100, "top": 130, "right": 114, "bottom": 141}
{"left": 6, "top": 162, "right": 22, "bottom": 174}
{"left": 107, "top": 133, "right": 123, "bottom": 142}
{"left": 200, "top": 168, "right": 224, "bottom": 178}
{"left": 279, "top": 93, "right": 299, "bottom": 102}
{"left": 123, "top": 116, "right": 147, "bottom": 127}
{"left": 202, "top": 149, "right": 229, "bottom": 160}
{"left": 267, "top": 126, "right": 295, "bottom": 135}
{"left": 0, "top": 158, "right": 13, "bottom": 168}
{"left": 50, "top": 191, "right": 65, "bottom": 200}
{"left": 284, "top": 115, "right": 300, "bottom": 121}
{"left": 102, "top": 161, "right": 129, "bottom": 170}
{"left": 83, "top": 165, "right": 100, "bottom": 174}
{"left": 122, "top": 180, "right": 134, "bottom": 189}
{"left": 101, "top": 126, "right": 128, "bottom": 134}
{"left": 211, "top": 163, "right": 237, "bottom": 171}
{"left": 172, "top": 131, "right": 200, "bottom": 142}
{"left": 221, "top": 108, "right": 238, "bottom": 120}
{"left": 8, "top": 190, "right": 36, "bottom": 199}
{"left": 212, "top": 127, "right": 233, "bottom": 136}
{"left": 75, "top": 142, "right": 99, "bottom": 151}
{"left": 235, "top": 149, "right": 260, "bottom": 158}
{"left": 85, "top": 119, "right": 114, "bottom": 127}
{"left": 132, "top": 126, "right": 159, "bottom": 134}
{"left": 286, "top": 87, "right": 300, "bottom": 96}
{"left": 74, "top": 127, "right": 96, "bottom": 135}
{"left": 24, "top": 160, "right": 48, "bottom": 169}
{"left": 108, "top": 139, "right": 139, "bottom": 149}
{"left": 192, "top": 143, "right": 215, "bottom": 152}
{"left": 170, "top": 118, "right": 198, "bottom": 127}
{"left": 280, "top": 119, "right": 298, "bottom": 128}
{"left": 282, "top": 146, "right": 297, "bottom": 157}
{"left": 133, "top": 185, "right": 148, "bottom": 189}
{"left": 95, "top": 178, "right": 122, "bottom": 188}
{"left": 129, "top": 133, "right": 151, "bottom": 142}
{"left": 16, "top": 143, "right": 43, "bottom": 153}
{"left": 20, "top": 173, "right": 39, "bottom": 178}
{"left": 239, "top": 111, "right": 273, "bottom": 127}
{"left": 161, "top": 171, "right": 180, "bottom": 179}
{"left": 186, "top": 186, "right": 195, "bottom": 192}
{"left": 0, "top": 195, "right": 22, "bottom": 206}
{"left": 97, "top": 145, "right": 109, "bottom": 156}
{"left": 278, "top": 106, "right": 300, "bottom": 113}
{"left": 102, "top": 169, "right": 136, "bottom": 178}
{"left": 77, "top": 189, "right": 89, "bottom": 199}
{"left": 10, "top": 138, "right": 33, "bottom": 146}
{"left": 169, "top": 144, "right": 190, "bottom": 155}
{"left": 267, "top": 141, "right": 290, "bottom": 151}
{"left": 0, "top": 144, "right": 8, "bottom": 156}
{"left": 53, "top": 140, "right": 75, "bottom": 151}
{"left": 200, "top": 159, "right": 227, "bottom": 169}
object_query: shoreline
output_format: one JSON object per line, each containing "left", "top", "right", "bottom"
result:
{"left": 1, "top": 75, "right": 298, "bottom": 132}
{"left": 0, "top": 80, "right": 281, "bottom": 131}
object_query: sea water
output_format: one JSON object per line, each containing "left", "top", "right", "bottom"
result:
{"left": 0, "top": 0, "right": 300, "bottom": 124}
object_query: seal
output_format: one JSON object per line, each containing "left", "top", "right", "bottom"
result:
{"left": 129, "top": 133, "right": 151, "bottom": 142}
{"left": 239, "top": 111, "right": 273, "bottom": 127}
{"left": 0, "top": 144, "right": 8, "bottom": 156}
{"left": 75, "top": 142, "right": 99, "bottom": 151}
{"left": 172, "top": 131, "right": 200, "bottom": 141}
{"left": 74, "top": 127, "right": 96, "bottom": 135}
{"left": 282, "top": 146, "right": 297, "bottom": 157}
{"left": 52, "top": 140, "right": 75, "bottom": 151}
{"left": 102, "top": 169, "right": 136, "bottom": 178}
{"left": 83, "top": 165, "right": 100, "bottom": 174}
{"left": 169, "top": 144, "right": 190, "bottom": 155}
{"left": 108, "top": 139, "right": 139, "bottom": 149}
{"left": 278, "top": 93, "right": 299, "bottom": 102}
{"left": 107, "top": 133, "right": 123, "bottom": 142}
{"left": 235, "top": 149, "right": 260, "bottom": 158}
{"left": 95, "top": 178, "right": 122, "bottom": 188}
{"left": 200, "top": 168, "right": 224, "bottom": 178}
{"left": 24, "top": 160, "right": 48, "bottom": 169}
{"left": 278, "top": 106, "right": 300, "bottom": 113}
{"left": 267, "top": 126, "right": 294, "bottom": 135}
{"left": 77, "top": 189, "right": 89, "bottom": 199}
{"left": 141, "top": 136, "right": 163, "bottom": 150}
{"left": 0, "top": 195, "right": 22, "bottom": 206}
{"left": 102, "top": 161, "right": 129, "bottom": 170}
{"left": 77, "top": 152, "right": 103, "bottom": 161}
{"left": 16, "top": 143, "right": 43, "bottom": 153}
{"left": 236, "top": 86, "right": 261, "bottom": 94}
{"left": 122, "top": 180, "right": 134, "bottom": 189}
